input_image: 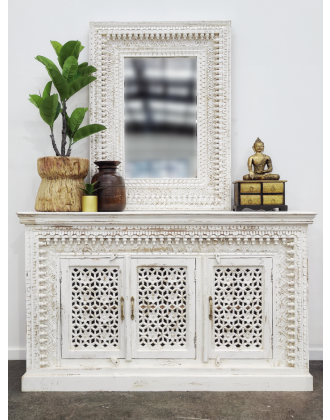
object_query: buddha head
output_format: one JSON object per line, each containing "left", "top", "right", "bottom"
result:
{"left": 252, "top": 138, "right": 264, "bottom": 153}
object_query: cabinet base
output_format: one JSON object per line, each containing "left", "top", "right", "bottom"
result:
{"left": 22, "top": 371, "right": 313, "bottom": 392}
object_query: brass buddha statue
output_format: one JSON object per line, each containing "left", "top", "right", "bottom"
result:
{"left": 243, "top": 138, "right": 280, "bottom": 180}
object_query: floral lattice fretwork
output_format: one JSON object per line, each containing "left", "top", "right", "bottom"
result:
{"left": 71, "top": 267, "right": 119, "bottom": 349}
{"left": 214, "top": 267, "right": 263, "bottom": 350}
{"left": 138, "top": 266, "right": 187, "bottom": 349}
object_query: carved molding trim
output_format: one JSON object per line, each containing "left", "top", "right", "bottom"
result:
{"left": 90, "top": 21, "right": 231, "bottom": 210}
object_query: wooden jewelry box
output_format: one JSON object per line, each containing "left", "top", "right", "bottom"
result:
{"left": 233, "top": 180, "right": 288, "bottom": 211}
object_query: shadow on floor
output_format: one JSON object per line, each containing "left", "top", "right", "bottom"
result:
{"left": 8, "top": 361, "right": 323, "bottom": 420}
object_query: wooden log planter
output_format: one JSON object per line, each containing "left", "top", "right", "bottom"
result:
{"left": 35, "top": 157, "right": 89, "bottom": 212}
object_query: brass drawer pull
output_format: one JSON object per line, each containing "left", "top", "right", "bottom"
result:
{"left": 131, "top": 297, "right": 134, "bottom": 320}
{"left": 209, "top": 296, "right": 213, "bottom": 320}
{"left": 120, "top": 296, "right": 124, "bottom": 321}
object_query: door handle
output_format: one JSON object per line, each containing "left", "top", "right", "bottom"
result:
{"left": 209, "top": 296, "right": 213, "bottom": 320}
{"left": 120, "top": 297, "right": 124, "bottom": 321}
{"left": 131, "top": 296, "right": 134, "bottom": 320}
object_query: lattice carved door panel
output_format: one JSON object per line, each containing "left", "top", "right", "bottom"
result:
{"left": 131, "top": 258, "right": 196, "bottom": 358}
{"left": 206, "top": 257, "right": 272, "bottom": 359}
{"left": 61, "top": 258, "right": 125, "bottom": 358}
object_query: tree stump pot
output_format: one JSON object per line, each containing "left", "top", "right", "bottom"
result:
{"left": 35, "top": 157, "right": 89, "bottom": 212}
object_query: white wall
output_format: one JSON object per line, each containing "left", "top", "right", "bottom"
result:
{"left": 8, "top": 0, "right": 322, "bottom": 359}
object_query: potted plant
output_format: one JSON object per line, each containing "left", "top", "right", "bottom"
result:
{"left": 79, "top": 182, "right": 105, "bottom": 212}
{"left": 29, "top": 40, "right": 106, "bottom": 211}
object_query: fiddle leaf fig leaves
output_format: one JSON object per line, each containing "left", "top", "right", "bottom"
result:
{"left": 58, "top": 40, "right": 81, "bottom": 68}
{"left": 29, "top": 94, "right": 43, "bottom": 109}
{"left": 62, "top": 56, "right": 78, "bottom": 83}
{"left": 73, "top": 124, "right": 107, "bottom": 143}
{"left": 67, "top": 107, "right": 88, "bottom": 135}
{"left": 69, "top": 71, "right": 81, "bottom": 84}
{"left": 50, "top": 41, "right": 62, "bottom": 56}
{"left": 35, "top": 55, "right": 60, "bottom": 72}
{"left": 42, "top": 81, "right": 52, "bottom": 99}
{"left": 31, "top": 39, "right": 105, "bottom": 156}
{"left": 54, "top": 102, "right": 61, "bottom": 121}
{"left": 39, "top": 94, "right": 58, "bottom": 127}
{"left": 67, "top": 76, "right": 96, "bottom": 99}
{"left": 47, "top": 68, "right": 69, "bottom": 101}
{"left": 79, "top": 66, "right": 97, "bottom": 76}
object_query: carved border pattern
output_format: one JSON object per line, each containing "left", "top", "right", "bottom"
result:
{"left": 25, "top": 227, "right": 32, "bottom": 368}
{"left": 25, "top": 223, "right": 308, "bottom": 371}
{"left": 90, "top": 22, "right": 231, "bottom": 210}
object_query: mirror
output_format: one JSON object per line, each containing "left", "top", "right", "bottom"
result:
{"left": 124, "top": 57, "right": 197, "bottom": 178}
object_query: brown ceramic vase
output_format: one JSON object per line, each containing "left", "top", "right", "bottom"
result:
{"left": 92, "top": 161, "right": 126, "bottom": 212}
{"left": 35, "top": 156, "right": 89, "bottom": 212}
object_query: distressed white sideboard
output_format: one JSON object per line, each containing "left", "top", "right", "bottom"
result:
{"left": 17, "top": 211, "right": 315, "bottom": 392}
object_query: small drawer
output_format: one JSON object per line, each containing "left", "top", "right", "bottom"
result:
{"left": 263, "top": 183, "right": 284, "bottom": 193}
{"left": 263, "top": 195, "right": 284, "bottom": 205}
{"left": 240, "top": 195, "right": 261, "bottom": 205}
{"left": 240, "top": 183, "right": 261, "bottom": 193}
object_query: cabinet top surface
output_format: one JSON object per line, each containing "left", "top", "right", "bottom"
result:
{"left": 16, "top": 211, "right": 316, "bottom": 225}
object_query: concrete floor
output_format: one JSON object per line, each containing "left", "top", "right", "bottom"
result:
{"left": 9, "top": 361, "right": 322, "bottom": 420}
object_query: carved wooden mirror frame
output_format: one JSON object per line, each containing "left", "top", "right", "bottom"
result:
{"left": 90, "top": 21, "right": 231, "bottom": 210}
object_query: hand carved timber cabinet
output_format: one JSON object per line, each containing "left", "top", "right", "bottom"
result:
{"left": 17, "top": 22, "right": 316, "bottom": 391}
{"left": 17, "top": 212, "right": 315, "bottom": 391}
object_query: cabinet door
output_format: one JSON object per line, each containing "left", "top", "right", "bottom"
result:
{"left": 131, "top": 258, "right": 196, "bottom": 358}
{"left": 205, "top": 257, "right": 272, "bottom": 360}
{"left": 60, "top": 258, "right": 125, "bottom": 358}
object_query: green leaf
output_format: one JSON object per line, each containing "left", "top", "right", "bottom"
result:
{"left": 39, "top": 94, "right": 58, "bottom": 127}
{"left": 78, "top": 187, "right": 90, "bottom": 195}
{"left": 78, "top": 62, "right": 88, "bottom": 69}
{"left": 35, "top": 55, "right": 60, "bottom": 72}
{"left": 68, "top": 107, "right": 88, "bottom": 134}
{"left": 67, "top": 76, "right": 96, "bottom": 99}
{"left": 79, "top": 181, "right": 105, "bottom": 195}
{"left": 79, "top": 66, "right": 97, "bottom": 76}
{"left": 62, "top": 56, "right": 78, "bottom": 83}
{"left": 54, "top": 102, "right": 61, "bottom": 121}
{"left": 47, "top": 68, "right": 69, "bottom": 101}
{"left": 29, "top": 94, "right": 43, "bottom": 109}
{"left": 69, "top": 71, "right": 81, "bottom": 84}
{"left": 58, "top": 41, "right": 81, "bottom": 68}
{"left": 80, "top": 45, "right": 84, "bottom": 52}
{"left": 42, "top": 81, "right": 52, "bottom": 99}
{"left": 73, "top": 124, "right": 107, "bottom": 143}
{"left": 50, "top": 41, "right": 62, "bottom": 56}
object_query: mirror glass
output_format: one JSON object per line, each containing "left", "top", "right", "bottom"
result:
{"left": 124, "top": 57, "right": 197, "bottom": 178}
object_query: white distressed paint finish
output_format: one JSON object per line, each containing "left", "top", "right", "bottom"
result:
{"left": 89, "top": 21, "right": 231, "bottom": 211}
{"left": 61, "top": 257, "right": 125, "bottom": 359}
{"left": 207, "top": 257, "right": 272, "bottom": 359}
{"left": 130, "top": 257, "right": 196, "bottom": 359}
{"left": 17, "top": 211, "right": 315, "bottom": 391}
